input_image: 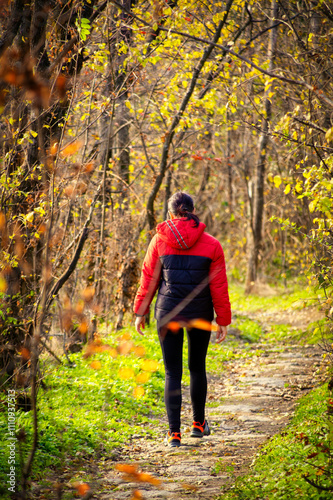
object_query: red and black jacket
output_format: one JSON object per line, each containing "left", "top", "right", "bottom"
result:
{"left": 134, "top": 218, "right": 232, "bottom": 326}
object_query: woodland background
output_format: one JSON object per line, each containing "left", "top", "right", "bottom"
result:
{"left": 1, "top": 0, "right": 333, "bottom": 495}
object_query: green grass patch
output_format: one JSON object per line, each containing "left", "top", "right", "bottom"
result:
{"left": 229, "top": 283, "right": 323, "bottom": 314}
{"left": 232, "top": 315, "right": 263, "bottom": 343}
{"left": 218, "top": 384, "right": 333, "bottom": 500}
{"left": 0, "top": 325, "right": 166, "bottom": 498}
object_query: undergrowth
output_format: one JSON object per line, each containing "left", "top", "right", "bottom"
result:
{"left": 0, "top": 319, "right": 248, "bottom": 498}
{"left": 0, "top": 326, "right": 166, "bottom": 498}
{"left": 218, "top": 384, "right": 333, "bottom": 499}
{"left": 0, "top": 282, "right": 328, "bottom": 499}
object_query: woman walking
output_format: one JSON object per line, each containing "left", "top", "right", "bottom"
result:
{"left": 134, "top": 192, "right": 231, "bottom": 447}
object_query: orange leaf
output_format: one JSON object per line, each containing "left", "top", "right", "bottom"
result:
{"left": 136, "top": 372, "right": 150, "bottom": 383}
{"left": 49, "top": 142, "right": 58, "bottom": 155}
{"left": 118, "top": 367, "right": 135, "bottom": 380}
{"left": 133, "top": 386, "right": 145, "bottom": 398}
{"left": 3, "top": 69, "right": 18, "bottom": 85}
{"left": 60, "top": 140, "right": 83, "bottom": 157}
{"left": 115, "top": 464, "right": 138, "bottom": 474}
{"left": 75, "top": 483, "right": 90, "bottom": 496}
{"left": 90, "top": 360, "right": 101, "bottom": 370}
{"left": 81, "top": 286, "right": 95, "bottom": 302}
{"left": 118, "top": 332, "right": 131, "bottom": 341}
{"left": 141, "top": 359, "right": 159, "bottom": 372}
{"left": 64, "top": 185, "right": 75, "bottom": 198}
{"left": 78, "top": 320, "right": 88, "bottom": 335}
{"left": 133, "top": 345, "right": 146, "bottom": 357}
{"left": 130, "top": 490, "right": 143, "bottom": 500}
{"left": 136, "top": 472, "right": 161, "bottom": 486}
{"left": 0, "top": 211, "right": 6, "bottom": 231}
{"left": 188, "top": 318, "right": 217, "bottom": 331}
{"left": 167, "top": 321, "right": 181, "bottom": 333}
{"left": 38, "top": 223, "right": 47, "bottom": 235}
{"left": 56, "top": 75, "right": 67, "bottom": 99}
{"left": 84, "top": 162, "right": 95, "bottom": 173}
{"left": 107, "top": 347, "right": 118, "bottom": 358}
{"left": 83, "top": 340, "right": 103, "bottom": 359}
{"left": 75, "top": 300, "right": 85, "bottom": 315}
{"left": 118, "top": 341, "right": 134, "bottom": 355}
{"left": 20, "top": 347, "right": 31, "bottom": 361}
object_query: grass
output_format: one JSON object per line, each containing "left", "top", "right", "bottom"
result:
{"left": 229, "top": 282, "right": 323, "bottom": 315}
{"left": 0, "top": 326, "right": 166, "bottom": 498}
{"left": 218, "top": 384, "right": 333, "bottom": 499}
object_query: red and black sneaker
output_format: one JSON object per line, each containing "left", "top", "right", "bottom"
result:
{"left": 164, "top": 431, "right": 181, "bottom": 447}
{"left": 190, "top": 420, "right": 210, "bottom": 438}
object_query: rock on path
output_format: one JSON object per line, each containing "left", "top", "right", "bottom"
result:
{"left": 99, "top": 343, "right": 323, "bottom": 500}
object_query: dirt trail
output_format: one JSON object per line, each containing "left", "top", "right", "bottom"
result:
{"left": 97, "top": 335, "right": 324, "bottom": 500}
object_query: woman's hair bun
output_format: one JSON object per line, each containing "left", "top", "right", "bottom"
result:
{"left": 167, "top": 192, "right": 200, "bottom": 227}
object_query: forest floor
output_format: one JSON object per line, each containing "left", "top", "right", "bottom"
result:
{"left": 85, "top": 306, "right": 327, "bottom": 500}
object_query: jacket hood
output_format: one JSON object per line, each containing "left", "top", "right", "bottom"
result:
{"left": 156, "top": 218, "right": 206, "bottom": 250}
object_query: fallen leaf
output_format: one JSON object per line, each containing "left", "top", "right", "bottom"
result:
{"left": 182, "top": 483, "right": 199, "bottom": 491}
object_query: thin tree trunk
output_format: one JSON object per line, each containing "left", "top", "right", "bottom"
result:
{"left": 226, "top": 107, "right": 233, "bottom": 213}
{"left": 245, "top": 0, "right": 278, "bottom": 293}
{"left": 163, "top": 167, "right": 173, "bottom": 221}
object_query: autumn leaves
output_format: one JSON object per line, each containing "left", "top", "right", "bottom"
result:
{"left": 83, "top": 332, "right": 159, "bottom": 399}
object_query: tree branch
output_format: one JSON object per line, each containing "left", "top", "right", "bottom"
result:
{"left": 0, "top": 0, "right": 28, "bottom": 57}
{"left": 45, "top": 182, "right": 103, "bottom": 311}
{"left": 47, "top": 0, "right": 107, "bottom": 75}
{"left": 146, "top": 0, "right": 235, "bottom": 229}
{"left": 110, "top": 0, "right": 333, "bottom": 108}
{"left": 303, "top": 476, "right": 333, "bottom": 492}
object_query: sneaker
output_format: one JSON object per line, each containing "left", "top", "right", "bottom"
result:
{"left": 164, "top": 431, "right": 181, "bottom": 447}
{"left": 190, "top": 420, "right": 210, "bottom": 438}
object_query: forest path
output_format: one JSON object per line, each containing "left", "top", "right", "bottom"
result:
{"left": 97, "top": 312, "right": 324, "bottom": 500}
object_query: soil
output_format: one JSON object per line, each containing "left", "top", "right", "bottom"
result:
{"left": 94, "top": 314, "right": 326, "bottom": 500}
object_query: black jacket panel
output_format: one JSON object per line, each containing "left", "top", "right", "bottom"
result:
{"left": 155, "top": 254, "right": 214, "bottom": 322}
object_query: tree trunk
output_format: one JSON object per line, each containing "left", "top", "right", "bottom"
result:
{"left": 245, "top": 0, "right": 278, "bottom": 293}
{"left": 226, "top": 107, "right": 233, "bottom": 214}
{"left": 163, "top": 167, "right": 173, "bottom": 221}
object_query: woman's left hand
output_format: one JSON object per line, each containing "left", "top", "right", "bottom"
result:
{"left": 135, "top": 316, "right": 145, "bottom": 335}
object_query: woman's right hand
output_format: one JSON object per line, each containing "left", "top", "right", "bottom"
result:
{"left": 135, "top": 316, "right": 145, "bottom": 335}
{"left": 216, "top": 325, "right": 227, "bottom": 343}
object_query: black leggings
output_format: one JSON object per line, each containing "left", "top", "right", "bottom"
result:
{"left": 158, "top": 325, "right": 211, "bottom": 433}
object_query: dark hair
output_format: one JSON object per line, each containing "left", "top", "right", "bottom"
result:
{"left": 167, "top": 191, "right": 200, "bottom": 227}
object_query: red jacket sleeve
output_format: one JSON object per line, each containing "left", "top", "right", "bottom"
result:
{"left": 133, "top": 235, "right": 162, "bottom": 316}
{"left": 209, "top": 241, "right": 231, "bottom": 326}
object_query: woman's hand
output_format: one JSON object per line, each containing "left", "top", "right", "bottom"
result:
{"left": 135, "top": 316, "right": 145, "bottom": 335}
{"left": 216, "top": 325, "right": 227, "bottom": 343}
